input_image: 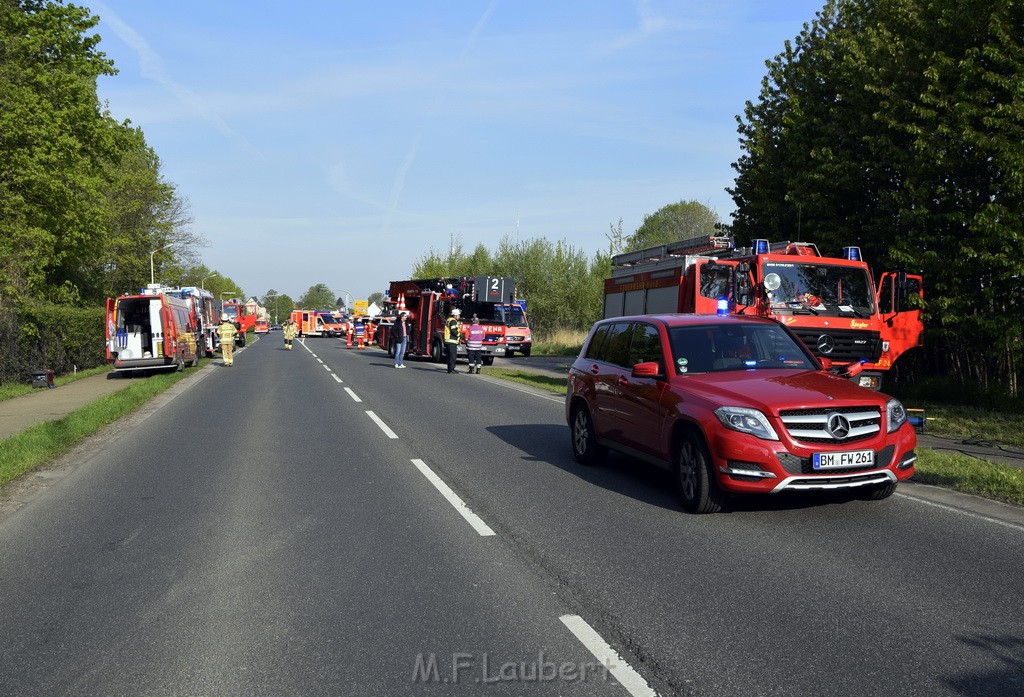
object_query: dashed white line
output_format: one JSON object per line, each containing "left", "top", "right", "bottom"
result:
{"left": 366, "top": 411, "right": 398, "bottom": 439}
{"left": 332, "top": 374, "right": 343, "bottom": 383}
{"left": 323, "top": 364, "right": 331, "bottom": 371}
{"left": 344, "top": 387, "right": 362, "bottom": 402}
{"left": 559, "top": 615, "right": 657, "bottom": 697}
{"left": 410, "top": 459, "right": 495, "bottom": 536}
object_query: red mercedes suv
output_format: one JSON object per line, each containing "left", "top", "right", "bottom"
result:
{"left": 566, "top": 314, "right": 917, "bottom": 513}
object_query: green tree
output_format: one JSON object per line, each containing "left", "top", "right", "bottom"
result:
{"left": 625, "top": 200, "right": 721, "bottom": 252}
{"left": 260, "top": 289, "right": 293, "bottom": 323}
{"left": 0, "top": 0, "right": 118, "bottom": 306}
{"left": 299, "top": 283, "right": 337, "bottom": 309}
{"left": 730, "top": 0, "right": 1024, "bottom": 392}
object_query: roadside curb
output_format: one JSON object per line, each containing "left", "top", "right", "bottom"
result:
{"left": 897, "top": 480, "right": 1024, "bottom": 530}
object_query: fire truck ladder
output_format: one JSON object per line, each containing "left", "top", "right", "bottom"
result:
{"left": 611, "top": 235, "right": 735, "bottom": 268}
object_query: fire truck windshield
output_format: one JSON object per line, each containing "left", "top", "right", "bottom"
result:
{"left": 492, "top": 304, "right": 527, "bottom": 327}
{"left": 223, "top": 305, "right": 239, "bottom": 319}
{"left": 763, "top": 261, "right": 874, "bottom": 315}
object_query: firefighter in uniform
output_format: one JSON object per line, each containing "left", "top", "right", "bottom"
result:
{"left": 283, "top": 318, "right": 297, "bottom": 349}
{"left": 444, "top": 308, "right": 462, "bottom": 374}
{"left": 354, "top": 317, "right": 365, "bottom": 349}
{"left": 217, "top": 314, "right": 238, "bottom": 366}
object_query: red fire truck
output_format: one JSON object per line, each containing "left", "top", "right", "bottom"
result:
{"left": 383, "top": 276, "right": 513, "bottom": 365}
{"left": 496, "top": 301, "right": 532, "bottom": 357}
{"left": 161, "top": 285, "right": 219, "bottom": 357}
{"left": 604, "top": 235, "right": 923, "bottom": 389}
{"left": 104, "top": 287, "right": 200, "bottom": 373}
{"left": 222, "top": 298, "right": 256, "bottom": 346}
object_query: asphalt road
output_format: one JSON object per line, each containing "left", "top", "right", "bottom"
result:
{"left": 1, "top": 336, "right": 1022, "bottom": 696}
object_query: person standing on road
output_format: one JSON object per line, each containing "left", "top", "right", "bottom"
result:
{"left": 283, "top": 318, "right": 297, "bottom": 350}
{"left": 391, "top": 311, "right": 409, "bottom": 368}
{"left": 217, "top": 314, "right": 238, "bottom": 366}
{"left": 443, "top": 308, "right": 462, "bottom": 374}
{"left": 466, "top": 314, "right": 484, "bottom": 374}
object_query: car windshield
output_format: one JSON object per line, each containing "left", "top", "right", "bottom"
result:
{"left": 669, "top": 323, "right": 817, "bottom": 374}
{"left": 492, "top": 304, "right": 528, "bottom": 327}
{"left": 762, "top": 261, "right": 874, "bottom": 316}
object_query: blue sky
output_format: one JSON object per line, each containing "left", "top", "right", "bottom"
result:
{"left": 90, "top": 1, "right": 825, "bottom": 301}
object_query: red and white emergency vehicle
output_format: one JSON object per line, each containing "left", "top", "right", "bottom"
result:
{"left": 290, "top": 309, "right": 325, "bottom": 337}
{"left": 104, "top": 285, "right": 200, "bottom": 373}
{"left": 382, "top": 276, "right": 513, "bottom": 365}
{"left": 160, "top": 285, "right": 219, "bottom": 357}
{"left": 604, "top": 235, "right": 923, "bottom": 389}
{"left": 496, "top": 301, "right": 532, "bottom": 357}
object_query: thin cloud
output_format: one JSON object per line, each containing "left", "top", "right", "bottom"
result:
{"left": 90, "top": 1, "right": 266, "bottom": 160}
{"left": 606, "top": 0, "right": 689, "bottom": 50}
{"left": 382, "top": 0, "right": 501, "bottom": 233}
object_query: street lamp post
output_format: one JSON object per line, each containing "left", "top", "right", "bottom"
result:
{"left": 264, "top": 292, "right": 281, "bottom": 323}
{"left": 150, "top": 242, "right": 177, "bottom": 285}
{"left": 332, "top": 289, "right": 353, "bottom": 313}
{"left": 201, "top": 271, "right": 220, "bottom": 290}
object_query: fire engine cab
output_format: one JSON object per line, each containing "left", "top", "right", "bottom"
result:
{"left": 604, "top": 235, "right": 923, "bottom": 389}
{"left": 383, "top": 276, "right": 514, "bottom": 365}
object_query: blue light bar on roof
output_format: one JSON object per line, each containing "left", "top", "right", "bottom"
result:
{"left": 753, "top": 239, "right": 770, "bottom": 254}
{"left": 842, "top": 246, "right": 862, "bottom": 261}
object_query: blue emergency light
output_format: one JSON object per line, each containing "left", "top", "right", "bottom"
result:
{"left": 842, "top": 246, "right": 862, "bottom": 261}
{"left": 753, "top": 239, "right": 770, "bottom": 254}
{"left": 717, "top": 298, "right": 729, "bottom": 315}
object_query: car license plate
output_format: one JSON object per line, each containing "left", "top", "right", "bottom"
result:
{"left": 813, "top": 449, "right": 874, "bottom": 470}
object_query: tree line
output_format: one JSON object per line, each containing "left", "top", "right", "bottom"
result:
{"left": 0, "top": 1, "right": 240, "bottom": 382}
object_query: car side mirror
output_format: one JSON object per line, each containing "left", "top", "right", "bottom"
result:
{"left": 631, "top": 361, "right": 661, "bottom": 378}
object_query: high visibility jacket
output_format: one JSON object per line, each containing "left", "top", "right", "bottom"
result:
{"left": 466, "top": 324, "right": 484, "bottom": 350}
{"left": 217, "top": 321, "right": 238, "bottom": 344}
{"left": 444, "top": 317, "right": 461, "bottom": 344}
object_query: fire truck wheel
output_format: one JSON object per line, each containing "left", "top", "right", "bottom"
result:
{"left": 521, "top": 346, "right": 531, "bottom": 357}
{"left": 431, "top": 340, "right": 443, "bottom": 363}
{"left": 387, "top": 341, "right": 395, "bottom": 358}
{"left": 483, "top": 356, "right": 494, "bottom": 366}
{"left": 504, "top": 349, "right": 514, "bottom": 358}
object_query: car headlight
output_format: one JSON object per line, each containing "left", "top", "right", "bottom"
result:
{"left": 714, "top": 406, "right": 780, "bottom": 441}
{"left": 887, "top": 398, "right": 908, "bottom": 433}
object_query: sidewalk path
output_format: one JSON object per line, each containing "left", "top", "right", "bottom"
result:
{"left": 0, "top": 373, "right": 137, "bottom": 441}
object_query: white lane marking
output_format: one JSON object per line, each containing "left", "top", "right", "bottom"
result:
{"left": 344, "top": 387, "right": 362, "bottom": 402}
{"left": 366, "top": 411, "right": 398, "bottom": 439}
{"left": 317, "top": 357, "right": 324, "bottom": 364}
{"left": 895, "top": 493, "right": 1024, "bottom": 533}
{"left": 323, "top": 364, "right": 331, "bottom": 371}
{"left": 410, "top": 459, "right": 495, "bottom": 537}
{"left": 332, "top": 374, "right": 343, "bottom": 383}
{"left": 559, "top": 615, "right": 657, "bottom": 697}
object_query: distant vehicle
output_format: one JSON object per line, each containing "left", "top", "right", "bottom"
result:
{"left": 270, "top": 323, "right": 283, "bottom": 331}
{"left": 254, "top": 319, "right": 270, "bottom": 334}
{"left": 566, "top": 313, "right": 917, "bottom": 514}
{"left": 495, "top": 301, "right": 532, "bottom": 357}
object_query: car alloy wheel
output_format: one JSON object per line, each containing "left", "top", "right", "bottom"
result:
{"left": 571, "top": 405, "right": 605, "bottom": 466}
{"left": 676, "top": 432, "right": 723, "bottom": 514}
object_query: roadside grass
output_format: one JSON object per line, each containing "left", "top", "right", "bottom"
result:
{"left": 530, "top": 328, "right": 585, "bottom": 357}
{"left": 907, "top": 403, "right": 1024, "bottom": 448}
{"left": 485, "top": 367, "right": 567, "bottom": 394}
{"left": 0, "top": 366, "right": 198, "bottom": 489}
{"left": 913, "top": 449, "right": 1024, "bottom": 507}
{"left": 0, "top": 365, "right": 112, "bottom": 402}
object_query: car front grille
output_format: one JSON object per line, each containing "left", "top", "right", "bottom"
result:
{"left": 779, "top": 405, "right": 881, "bottom": 445}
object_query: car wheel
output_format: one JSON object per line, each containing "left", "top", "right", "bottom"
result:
{"left": 504, "top": 349, "right": 514, "bottom": 358}
{"left": 675, "top": 432, "right": 723, "bottom": 514}
{"left": 483, "top": 356, "right": 494, "bottom": 366}
{"left": 859, "top": 481, "right": 898, "bottom": 500}
{"left": 570, "top": 404, "right": 606, "bottom": 466}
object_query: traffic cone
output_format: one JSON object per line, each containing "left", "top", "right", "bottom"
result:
{"left": 397, "top": 293, "right": 407, "bottom": 314}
